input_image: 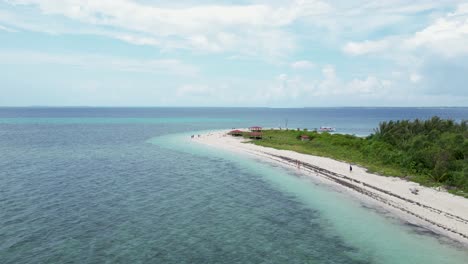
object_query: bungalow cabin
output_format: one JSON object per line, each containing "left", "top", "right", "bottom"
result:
{"left": 300, "top": 135, "right": 310, "bottom": 141}
{"left": 250, "top": 132, "right": 263, "bottom": 139}
{"left": 247, "top": 126, "right": 263, "bottom": 139}
{"left": 249, "top": 126, "right": 262, "bottom": 132}
{"left": 229, "top": 130, "right": 243, "bottom": 136}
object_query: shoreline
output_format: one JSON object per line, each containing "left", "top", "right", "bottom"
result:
{"left": 191, "top": 129, "right": 468, "bottom": 246}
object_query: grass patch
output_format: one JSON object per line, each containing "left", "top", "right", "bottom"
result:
{"left": 239, "top": 119, "right": 467, "bottom": 197}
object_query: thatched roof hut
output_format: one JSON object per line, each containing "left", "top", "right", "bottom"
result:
{"left": 228, "top": 130, "right": 243, "bottom": 136}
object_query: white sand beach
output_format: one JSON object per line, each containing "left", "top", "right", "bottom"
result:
{"left": 192, "top": 130, "right": 468, "bottom": 245}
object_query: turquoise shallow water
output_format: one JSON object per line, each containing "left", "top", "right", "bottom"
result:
{"left": 1, "top": 107, "right": 467, "bottom": 263}
{"left": 152, "top": 133, "right": 468, "bottom": 264}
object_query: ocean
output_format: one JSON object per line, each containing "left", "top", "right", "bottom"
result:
{"left": 1, "top": 107, "right": 467, "bottom": 263}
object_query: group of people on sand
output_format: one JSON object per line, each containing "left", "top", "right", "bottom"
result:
{"left": 190, "top": 134, "right": 201, "bottom": 139}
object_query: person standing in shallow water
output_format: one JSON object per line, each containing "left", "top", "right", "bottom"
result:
{"left": 349, "top": 164, "right": 353, "bottom": 172}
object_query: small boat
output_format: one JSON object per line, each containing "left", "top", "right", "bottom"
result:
{"left": 319, "top": 126, "right": 336, "bottom": 132}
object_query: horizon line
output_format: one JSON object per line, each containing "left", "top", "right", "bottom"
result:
{"left": 0, "top": 106, "right": 467, "bottom": 109}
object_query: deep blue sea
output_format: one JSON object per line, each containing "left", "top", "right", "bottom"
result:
{"left": 1, "top": 107, "right": 468, "bottom": 264}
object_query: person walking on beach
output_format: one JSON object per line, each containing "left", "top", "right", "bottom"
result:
{"left": 349, "top": 164, "right": 353, "bottom": 172}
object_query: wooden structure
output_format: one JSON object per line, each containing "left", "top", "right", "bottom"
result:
{"left": 250, "top": 132, "right": 263, "bottom": 139}
{"left": 249, "top": 126, "right": 263, "bottom": 139}
{"left": 300, "top": 135, "right": 310, "bottom": 141}
{"left": 228, "top": 130, "right": 243, "bottom": 136}
{"left": 249, "top": 126, "right": 262, "bottom": 132}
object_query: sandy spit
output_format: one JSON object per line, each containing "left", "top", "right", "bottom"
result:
{"left": 191, "top": 130, "right": 468, "bottom": 245}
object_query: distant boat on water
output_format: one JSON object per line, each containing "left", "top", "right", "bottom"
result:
{"left": 319, "top": 126, "right": 336, "bottom": 132}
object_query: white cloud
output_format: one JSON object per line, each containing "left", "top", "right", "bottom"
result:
{"left": 0, "top": 24, "right": 18, "bottom": 32}
{"left": 347, "top": 76, "right": 391, "bottom": 94}
{"left": 4, "top": 0, "right": 464, "bottom": 60}
{"left": 0, "top": 51, "right": 199, "bottom": 76}
{"left": 314, "top": 65, "right": 392, "bottom": 96}
{"left": 344, "top": 3, "right": 468, "bottom": 58}
{"left": 291, "top": 60, "right": 315, "bottom": 69}
{"left": 409, "top": 73, "right": 422, "bottom": 83}
{"left": 300, "top": 1, "right": 461, "bottom": 39}
{"left": 255, "top": 65, "right": 393, "bottom": 105}
{"left": 176, "top": 84, "right": 213, "bottom": 97}
{"left": 343, "top": 39, "right": 390, "bottom": 55}
{"left": 453, "top": 3, "right": 468, "bottom": 15}
{"left": 15, "top": 0, "right": 327, "bottom": 30}
{"left": 321, "top": 65, "right": 337, "bottom": 81}
{"left": 404, "top": 16, "right": 468, "bottom": 57}
{"left": 4, "top": 0, "right": 331, "bottom": 57}
{"left": 113, "top": 34, "right": 161, "bottom": 46}
{"left": 277, "top": 73, "right": 288, "bottom": 81}
{"left": 2, "top": 1, "right": 467, "bottom": 106}
{"left": 339, "top": 2, "right": 468, "bottom": 99}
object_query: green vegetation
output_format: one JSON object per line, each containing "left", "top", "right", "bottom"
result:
{"left": 242, "top": 117, "right": 468, "bottom": 197}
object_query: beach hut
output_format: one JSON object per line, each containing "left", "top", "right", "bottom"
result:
{"left": 228, "top": 130, "right": 243, "bottom": 136}
{"left": 300, "top": 135, "right": 310, "bottom": 141}
{"left": 249, "top": 126, "right": 262, "bottom": 132}
{"left": 248, "top": 126, "right": 263, "bottom": 139}
{"left": 250, "top": 132, "right": 263, "bottom": 139}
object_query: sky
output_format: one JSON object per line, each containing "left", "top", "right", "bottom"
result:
{"left": 1, "top": 0, "right": 468, "bottom": 107}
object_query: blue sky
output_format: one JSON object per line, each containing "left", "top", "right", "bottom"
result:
{"left": 1, "top": 0, "right": 467, "bottom": 107}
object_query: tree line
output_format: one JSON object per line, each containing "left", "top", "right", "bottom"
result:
{"left": 368, "top": 117, "right": 467, "bottom": 192}
{"left": 248, "top": 116, "right": 467, "bottom": 196}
